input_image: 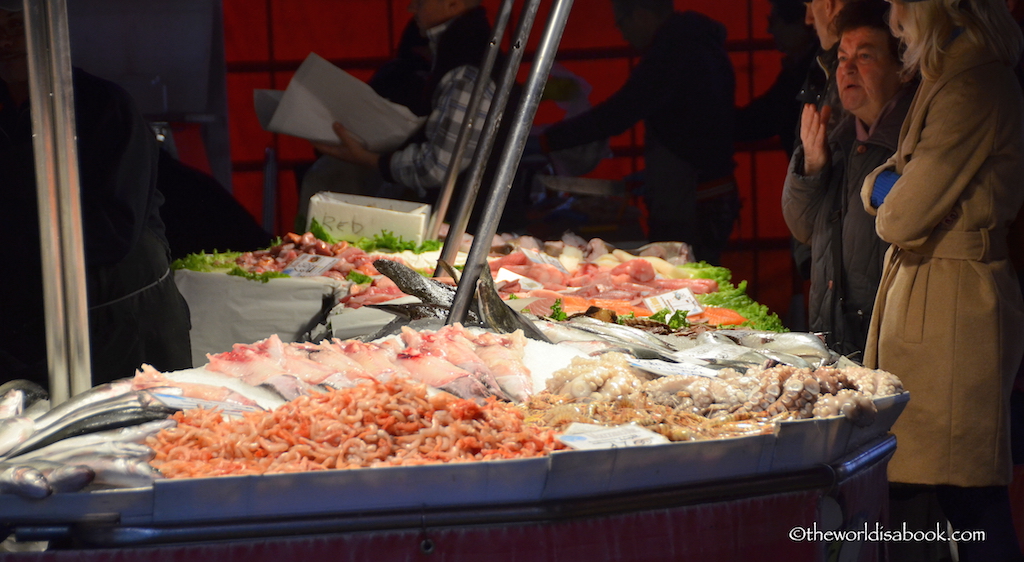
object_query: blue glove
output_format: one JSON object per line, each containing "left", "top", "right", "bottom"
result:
{"left": 871, "top": 170, "right": 900, "bottom": 208}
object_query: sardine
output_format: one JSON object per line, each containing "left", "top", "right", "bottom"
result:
{"left": 4, "top": 419, "right": 174, "bottom": 465}
{"left": 42, "top": 463, "right": 95, "bottom": 493}
{"left": 0, "top": 417, "right": 35, "bottom": 457}
{"left": 82, "top": 455, "right": 164, "bottom": 489}
{"left": 30, "top": 379, "right": 135, "bottom": 433}
{"left": 716, "top": 330, "right": 833, "bottom": 361}
{"left": 475, "top": 266, "right": 552, "bottom": 343}
{"left": 4, "top": 390, "right": 179, "bottom": 459}
{"left": 0, "top": 390, "right": 24, "bottom": 420}
{"left": 9, "top": 440, "right": 154, "bottom": 465}
{"left": 564, "top": 316, "right": 680, "bottom": 360}
{"left": 0, "top": 465, "right": 51, "bottom": 499}
{"left": 0, "top": 380, "right": 48, "bottom": 412}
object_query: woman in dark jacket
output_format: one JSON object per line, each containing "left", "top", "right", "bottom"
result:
{"left": 781, "top": 0, "right": 916, "bottom": 357}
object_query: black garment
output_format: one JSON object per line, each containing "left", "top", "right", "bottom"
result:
{"left": 158, "top": 149, "right": 273, "bottom": 260}
{"left": 0, "top": 69, "right": 192, "bottom": 390}
{"left": 543, "top": 11, "right": 737, "bottom": 251}
{"left": 369, "top": 18, "right": 431, "bottom": 117}
{"left": 544, "top": 11, "right": 735, "bottom": 184}
{"left": 782, "top": 82, "right": 917, "bottom": 356}
{"left": 735, "top": 42, "right": 818, "bottom": 158}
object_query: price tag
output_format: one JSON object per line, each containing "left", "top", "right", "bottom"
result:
{"left": 628, "top": 358, "right": 721, "bottom": 378}
{"left": 643, "top": 287, "right": 703, "bottom": 315}
{"left": 519, "top": 248, "right": 570, "bottom": 274}
{"left": 282, "top": 254, "right": 341, "bottom": 277}
{"left": 556, "top": 423, "right": 669, "bottom": 450}
{"left": 152, "top": 394, "right": 265, "bottom": 417}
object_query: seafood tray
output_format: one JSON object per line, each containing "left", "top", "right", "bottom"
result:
{"left": 0, "top": 393, "right": 907, "bottom": 527}
{"left": 173, "top": 270, "right": 346, "bottom": 365}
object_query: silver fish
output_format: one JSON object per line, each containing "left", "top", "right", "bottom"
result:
{"left": 0, "top": 380, "right": 48, "bottom": 412}
{"left": 564, "top": 316, "right": 681, "bottom": 360}
{"left": 0, "top": 389, "right": 24, "bottom": 420}
{"left": 0, "top": 417, "right": 35, "bottom": 457}
{"left": 716, "top": 330, "right": 833, "bottom": 361}
{"left": 4, "top": 390, "right": 179, "bottom": 459}
{"left": 83, "top": 455, "right": 164, "bottom": 489}
{"left": 0, "top": 465, "right": 51, "bottom": 499}
{"left": 5, "top": 419, "right": 174, "bottom": 464}
{"left": 42, "top": 463, "right": 95, "bottom": 493}
{"left": 30, "top": 379, "right": 135, "bottom": 433}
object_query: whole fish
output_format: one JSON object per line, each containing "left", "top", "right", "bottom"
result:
{"left": 82, "top": 455, "right": 164, "bottom": 489}
{"left": 373, "top": 259, "right": 458, "bottom": 306}
{"left": 0, "top": 417, "right": 35, "bottom": 457}
{"left": 9, "top": 440, "right": 154, "bottom": 465}
{"left": 30, "top": 379, "right": 135, "bottom": 433}
{"left": 0, "top": 460, "right": 95, "bottom": 494}
{"left": 367, "top": 302, "right": 455, "bottom": 321}
{"left": 716, "top": 330, "right": 833, "bottom": 362}
{"left": 372, "top": 259, "right": 484, "bottom": 324}
{"left": 0, "top": 389, "right": 24, "bottom": 420}
{"left": 4, "top": 390, "right": 179, "bottom": 459}
{"left": 4, "top": 419, "right": 175, "bottom": 464}
{"left": 0, "top": 380, "right": 48, "bottom": 413}
{"left": 135, "top": 366, "right": 287, "bottom": 411}
{"left": 564, "top": 316, "right": 681, "bottom": 360}
{"left": 0, "top": 465, "right": 51, "bottom": 499}
{"left": 475, "top": 266, "right": 552, "bottom": 343}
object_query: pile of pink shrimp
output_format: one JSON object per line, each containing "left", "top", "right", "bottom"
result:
{"left": 148, "top": 377, "right": 564, "bottom": 478}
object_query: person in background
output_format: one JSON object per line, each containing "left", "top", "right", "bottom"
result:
{"left": 782, "top": 0, "right": 914, "bottom": 357}
{"left": 310, "top": 0, "right": 496, "bottom": 222}
{"left": 735, "top": 0, "right": 819, "bottom": 157}
{"left": 861, "top": 0, "right": 1024, "bottom": 560}
{"left": 0, "top": 3, "right": 192, "bottom": 389}
{"left": 536, "top": 0, "right": 738, "bottom": 264}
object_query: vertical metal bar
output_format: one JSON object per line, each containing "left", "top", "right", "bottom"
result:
{"left": 447, "top": 0, "right": 574, "bottom": 325}
{"left": 434, "top": 0, "right": 543, "bottom": 277}
{"left": 25, "top": 0, "right": 91, "bottom": 401}
{"left": 425, "top": 0, "right": 515, "bottom": 242}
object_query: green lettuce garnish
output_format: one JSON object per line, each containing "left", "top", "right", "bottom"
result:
{"left": 649, "top": 308, "right": 689, "bottom": 329}
{"left": 696, "top": 280, "right": 786, "bottom": 332}
{"left": 226, "top": 266, "right": 289, "bottom": 283}
{"left": 346, "top": 270, "right": 373, "bottom": 284}
{"left": 171, "top": 250, "right": 242, "bottom": 272}
{"left": 549, "top": 299, "right": 568, "bottom": 321}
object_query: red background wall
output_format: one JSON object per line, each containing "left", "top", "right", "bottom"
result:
{"left": 218, "top": 0, "right": 805, "bottom": 323}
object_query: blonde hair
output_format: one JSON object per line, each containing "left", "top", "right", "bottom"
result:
{"left": 890, "top": 0, "right": 1024, "bottom": 80}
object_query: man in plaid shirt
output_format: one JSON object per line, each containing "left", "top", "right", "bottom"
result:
{"left": 313, "top": 0, "right": 494, "bottom": 204}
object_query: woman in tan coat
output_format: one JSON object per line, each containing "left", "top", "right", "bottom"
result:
{"left": 862, "top": 0, "right": 1024, "bottom": 559}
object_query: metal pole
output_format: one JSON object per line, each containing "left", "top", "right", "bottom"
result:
{"left": 425, "top": 0, "right": 515, "bottom": 242}
{"left": 434, "top": 0, "right": 543, "bottom": 277}
{"left": 24, "top": 0, "right": 91, "bottom": 402}
{"left": 447, "top": 0, "right": 574, "bottom": 325}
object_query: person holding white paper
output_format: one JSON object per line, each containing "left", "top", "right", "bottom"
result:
{"left": 312, "top": 0, "right": 495, "bottom": 210}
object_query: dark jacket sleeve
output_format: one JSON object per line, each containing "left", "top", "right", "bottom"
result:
{"left": 73, "top": 70, "right": 160, "bottom": 266}
{"left": 543, "top": 21, "right": 696, "bottom": 151}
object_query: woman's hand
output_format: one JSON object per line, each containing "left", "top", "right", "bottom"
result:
{"left": 311, "top": 122, "right": 380, "bottom": 169}
{"left": 800, "top": 103, "right": 832, "bottom": 176}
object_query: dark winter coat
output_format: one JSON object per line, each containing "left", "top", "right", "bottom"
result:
{"left": 782, "top": 82, "right": 916, "bottom": 357}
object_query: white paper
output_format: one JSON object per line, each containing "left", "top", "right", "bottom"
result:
{"left": 643, "top": 287, "right": 703, "bottom": 315}
{"left": 556, "top": 423, "right": 669, "bottom": 450}
{"left": 254, "top": 52, "right": 426, "bottom": 152}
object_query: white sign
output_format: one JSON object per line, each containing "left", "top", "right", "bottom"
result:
{"left": 282, "top": 253, "right": 341, "bottom": 277}
{"left": 556, "top": 423, "right": 669, "bottom": 450}
{"left": 643, "top": 287, "right": 703, "bottom": 316}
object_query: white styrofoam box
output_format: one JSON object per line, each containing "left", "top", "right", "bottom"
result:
{"left": 306, "top": 192, "right": 430, "bottom": 244}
